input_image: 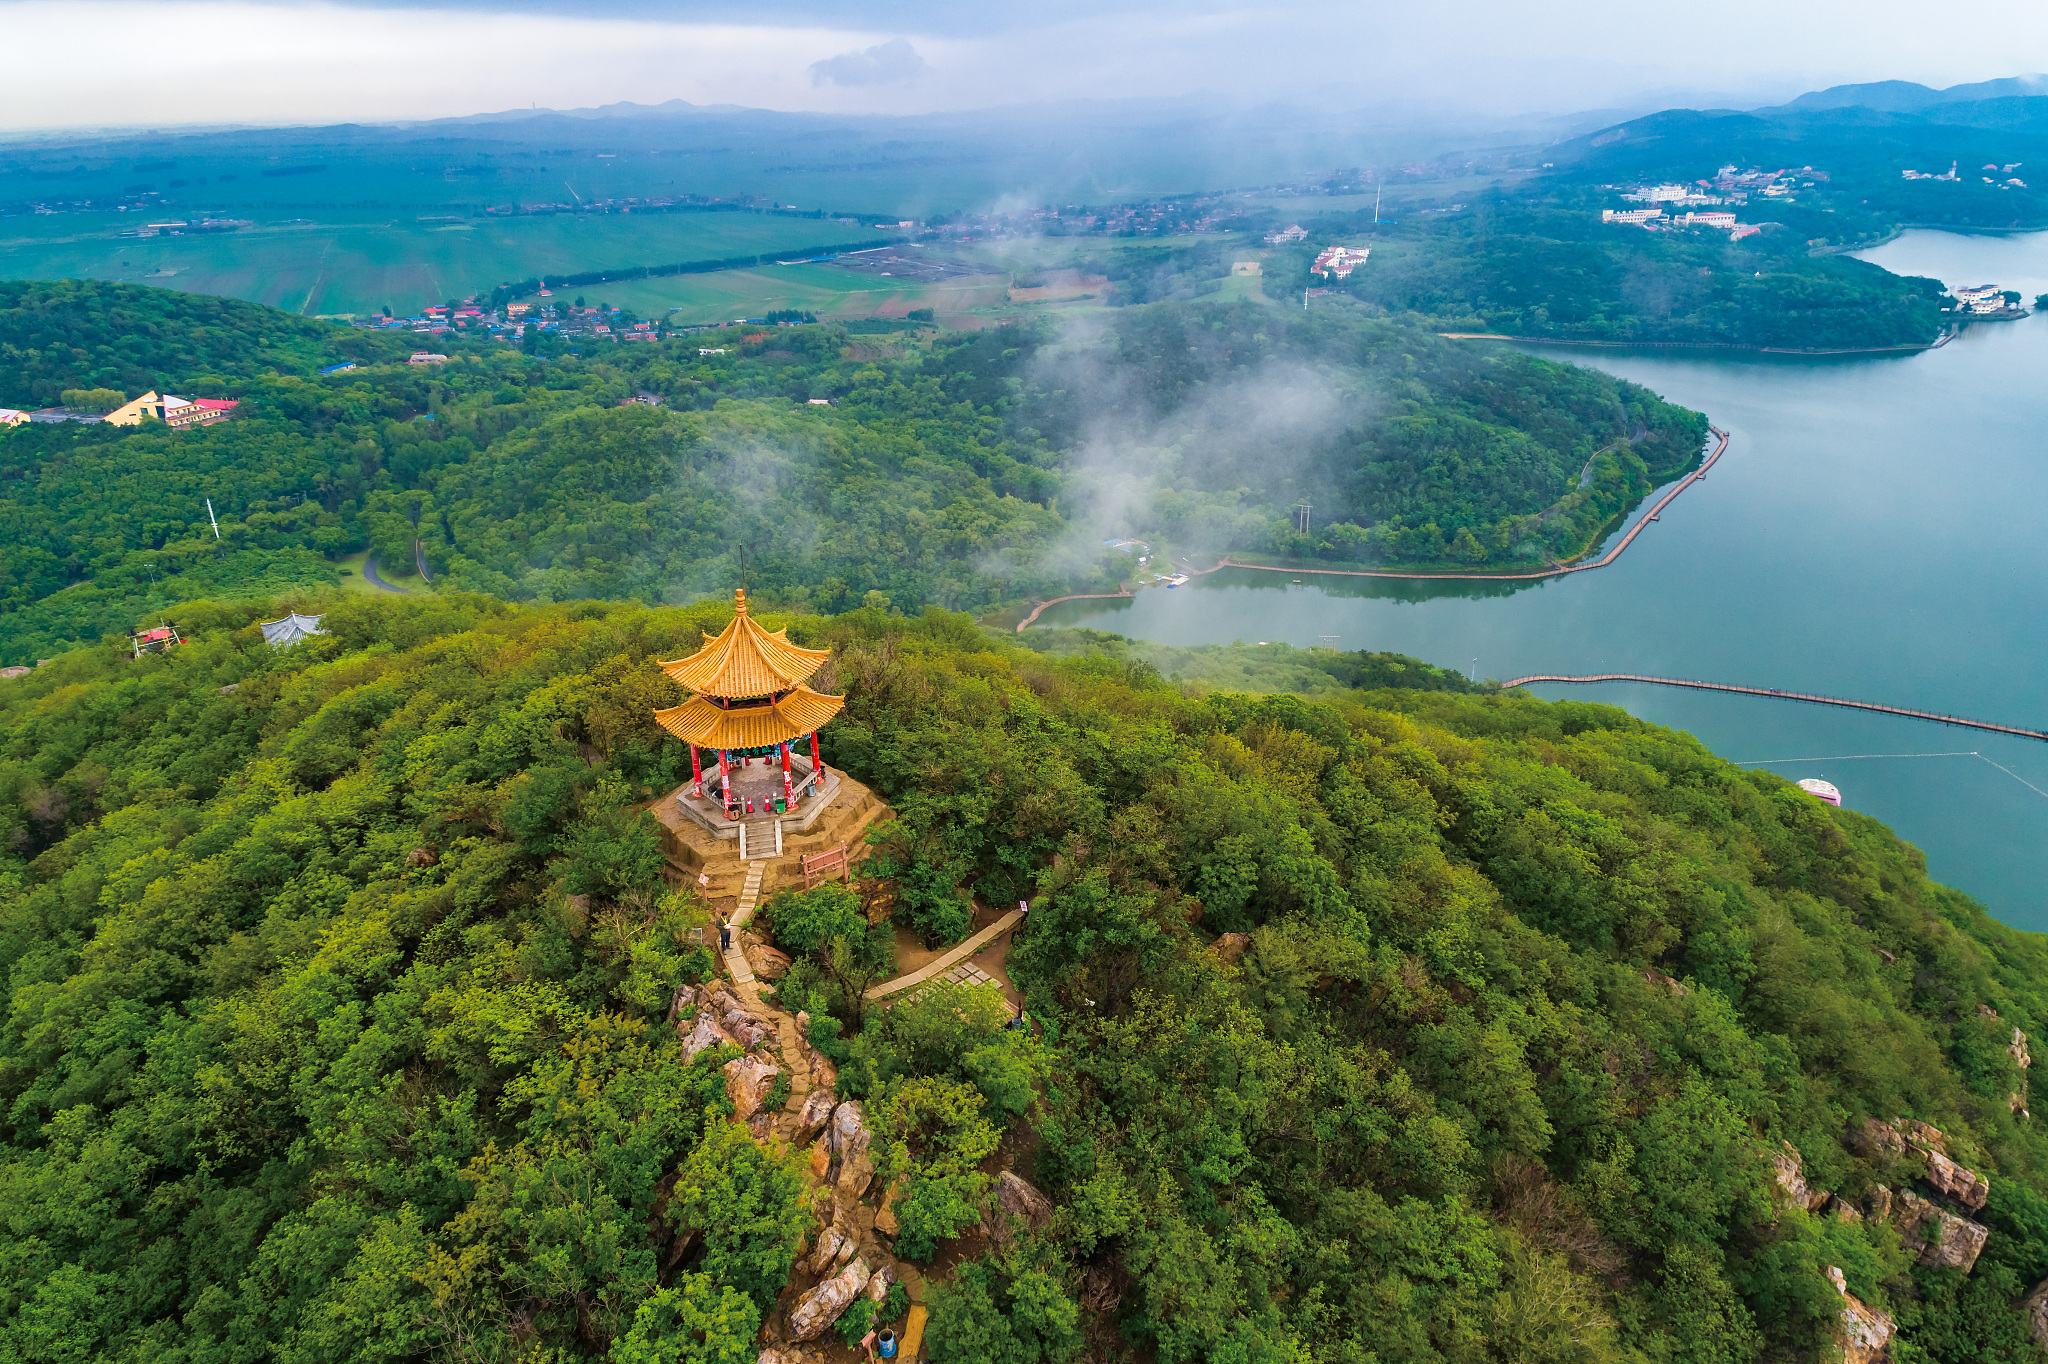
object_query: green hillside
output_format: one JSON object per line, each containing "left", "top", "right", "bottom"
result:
{"left": 3, "top": 596, "right": 2046, "bottom": 1363}
{"left": 0, "top": 281, "right": 1714, "bottom": 666}
{"left": 0, "top": 279, "right": 417, "bottom": 404}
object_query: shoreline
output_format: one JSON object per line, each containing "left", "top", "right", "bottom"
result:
{"left": 1017, "top": 426, "right": 1730, "bottom": 624}
{"left": 1442, "top": 333, "right": 1949, "bottom": 357}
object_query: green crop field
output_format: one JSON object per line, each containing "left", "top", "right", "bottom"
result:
{"left": 0, "top": 212, "right": 875, "bottom": 316}
{"left": 602, "top": 260, "right": 1012, "bottom": 324}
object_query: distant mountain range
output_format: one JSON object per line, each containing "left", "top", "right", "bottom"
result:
{"left": 1765, "top": 75, "right": 2048, "bottom": 115}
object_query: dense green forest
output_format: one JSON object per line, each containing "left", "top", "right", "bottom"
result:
{"left": 0, "top": 281, "right": 1707, "bottom": 662}
{"left": 1265, "top": 197, "right": 1949, "bottom": 351}
{"left": 0, "top": 279, "right": 417, "bottom": 404}
{"left": 5, "top": 594, "right": 2048, "bottom": 1362}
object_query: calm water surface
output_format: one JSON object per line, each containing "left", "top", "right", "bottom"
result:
{"left": 1039, "top": 230, "right": 2048, "bottom": 928}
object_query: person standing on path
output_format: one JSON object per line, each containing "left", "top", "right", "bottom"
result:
{"left": 719, "top": 915, "right": 731, "bottom": 952}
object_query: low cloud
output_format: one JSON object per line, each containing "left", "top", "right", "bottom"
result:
{"left": 808, "top": 37, "right": 928, "bottom": 87}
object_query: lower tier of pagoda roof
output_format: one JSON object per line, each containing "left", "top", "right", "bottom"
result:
{"left": 652, "top": 685, "right": 844, "bottom": 750}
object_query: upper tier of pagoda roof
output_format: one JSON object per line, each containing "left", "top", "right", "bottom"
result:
{"left": 658, "top": 588, "right": 832, "bottom": 698}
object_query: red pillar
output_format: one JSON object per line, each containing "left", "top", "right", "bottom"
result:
{"left": 718, "top": 750, "right": 733, "bottom": 817}
{"left": 809, "top": 730, "right": 823, "bottom": 779}
{"left": 781, "top": 741, "right": 796, "bottom": 807}
{"left": 690, "top": 744, "right": 704, "bottom": 799}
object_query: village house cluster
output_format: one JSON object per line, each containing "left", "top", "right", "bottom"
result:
{"left": 1311, "top": 244, "right": 1369, "bottom": 278}
{"left": 356, "top": 294, "right": 659, "bottom": 344}
{"left": 1597, "top": 165, "right": 1812, "bottom": 241}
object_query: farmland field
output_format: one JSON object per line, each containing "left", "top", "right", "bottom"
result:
{"left": 601, "top": 259, "right": 1012, "bottom": 324}
{"left": 0, "top": 211, "right": 875, "bottom": 316}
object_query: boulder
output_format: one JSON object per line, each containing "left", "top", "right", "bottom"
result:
{"left": 1641, "top": 968, "right": 1689, "bottom": 996}
{"left": 722, "top": 1005, "right": 776, "bottom": 1050}
{"left": 808, "top": 1225, "right": 849, "bottom": 1276}
{"left": 1858, "top": 1118, "right": 1908, "bottom": 1158}
{"left": 1210, "top": 932, "right": 1252, "bottom": 965}
{"left": 794, "top": 1088, "right": 838, "bottom": 1148}
{"left": 1867, "top": 1185, "right": 1894, "bottom": 1223}
{"left": 997, "top": 1171, "right": 1056, "bottom": 1231}
{"left": 1926, "top": 1150, "right": 1991, "bottom": 1212}
{"left": 2013, "top": 1027, "right": 2033, "bottom": 1073}
{"left": 1902, "top": 1119, "right": 1949, "bottom": 1155}
{"left": 836, "top": 1145, "right": 877, "bottom": 1201}
{"left": 1769, "top": 1144, "right": 1810, "bottom": 1206}
{"left": 788, "top": 1257, "right": 871, "bottom": 1341}
{"left": 830, "top": 1101, "right": 867, "bottom": 1161}
{"left": 757, "top": 1350, "right": 800, "bottom": 1364}
{"left": 681, "top": 1011, "right": 739, "bottom": 1061}
{"left": 807, "top": 1139, "right": 831, "bottom": 1183}
{"left": 1897, "top": 1192, "right": 1989, "bottom": 1273}
{"left": 723, "top": 1053, "right": 782, "bottom": 1121}
{"left": 742, "top": 932, "right": 793, "bottom": 981}
{"left": 874, "top": 1179, "right": 906, "bottom": 1236}
{"left": 864, "top": 1263, "right": 898, "bottom": 1302}
{"left": 2021, "top": 1278, "right": 2048, "bottom": 1348}
{"left": 1827, "top": 1266, "right": 1896, "bottom": 1364}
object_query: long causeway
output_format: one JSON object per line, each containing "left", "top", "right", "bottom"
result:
{"left": 1500, "top": 674, "right": 2048, "bottom": 743}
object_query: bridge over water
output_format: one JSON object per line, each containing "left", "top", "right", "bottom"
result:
{"left": 1501, "top": 674, "right": 2048, "bottom": 743}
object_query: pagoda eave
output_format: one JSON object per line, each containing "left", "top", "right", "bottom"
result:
{"left": 652, "top": 685, "right": 845, "bottom": 750}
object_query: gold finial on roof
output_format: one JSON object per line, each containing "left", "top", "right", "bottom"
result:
{"left": 734, "top": 585, "right": 748, "bottom": 616}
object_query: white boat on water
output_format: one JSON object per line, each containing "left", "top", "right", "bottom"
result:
{"left": 1795, "top": 778, "right": 1842, "bottom": 807}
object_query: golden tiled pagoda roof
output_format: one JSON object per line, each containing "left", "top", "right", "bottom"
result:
{"left": 657, "top": 587, "right": 832, "bottom": 699}
{"left": 652, "top": 686, "right": 845, "bottom": 750}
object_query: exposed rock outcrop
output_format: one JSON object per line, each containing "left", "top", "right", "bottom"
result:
{"left": 723, "top": 1053, "right": 782, "bottom": 1121}
{"left": 863, "top": 1263, "right": 897, "bottom": 1302}
{"left": 1210, "top": 933, "right": 1252, "bottom": 965}
{"left": 2012, "top": 1027, "right": 2032, "bottom": 1117}
{"left": 1896, "top": 1191, "right": 1989, "bottom": 1273}
{"left": 742, "top": 931, "right": 792, "bottom": 981}
{"left": 680, "top": 1010, "right": 739, "bottom": 1061}
{"left": 874, "top": 1179, "right": 906, "bottom": 1237}
{"left": 997, "top": 1171, "right": 1055, "bottom": 1231}
{"left": 1827, "top": 1266, "right": 1896, "bottom": 1364}
{"left": 2021, "top": 1278, "right": 2048, "bottom": 1349}
{"left": 826, "top": 1100, "right": 877, "bottom": 1199}
{"left": 830, "top": 1101, "right": 867, "bottom": 1161}
{"left": 1857, "top": 1118, "right": 1991, "bottom": 1215}
{"left": 793, "top": 1088, "right": 837, "bottom": 1148}
{"left": 1769, "top": 1144, "right": 1810, "bottom": 1206}
{"left": 1927, "top": 1150, "right": 1991, "bottom": 1212}
{"left": 788, "top": 1257, "right": 871, "bottom": 1340}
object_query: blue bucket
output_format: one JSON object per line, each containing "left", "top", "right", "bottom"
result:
{"left": 878, "top": 1328, "right": 898, "bottom": 1358}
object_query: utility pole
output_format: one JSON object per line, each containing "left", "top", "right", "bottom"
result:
{"left": 206, "top": 498, "right": 224, "bottom": 559}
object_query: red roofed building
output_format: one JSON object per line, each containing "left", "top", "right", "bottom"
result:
{"left": 1311, "top": 245, "right": 1370, "bottom": 280}
{"left": 165, "top": 398, "right": 239, "bottom": 430}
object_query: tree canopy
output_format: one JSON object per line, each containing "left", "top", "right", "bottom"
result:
{"left": 4, "top": 595, "right": 2048, "bottom": 1362}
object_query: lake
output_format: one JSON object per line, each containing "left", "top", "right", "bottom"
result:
{"left": 1036, "top": 230, "right": 2048, "bottom": 930}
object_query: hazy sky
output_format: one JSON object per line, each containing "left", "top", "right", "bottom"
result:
{"left": 3, "top": 0, "right": 2047, "bottom": 132}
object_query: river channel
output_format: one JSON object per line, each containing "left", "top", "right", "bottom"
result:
{"left": 1036, "top": 230, "right": 2048, "bottom": 930}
